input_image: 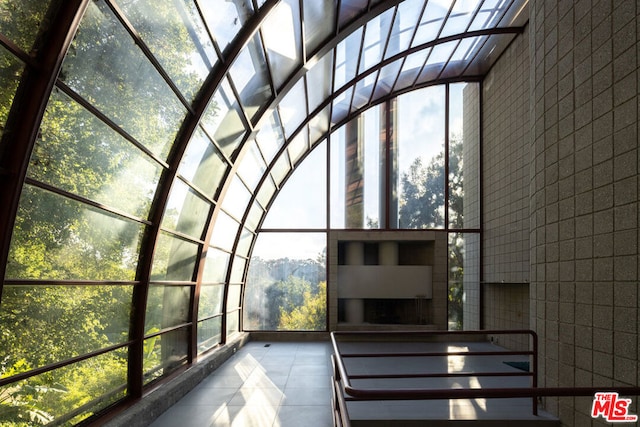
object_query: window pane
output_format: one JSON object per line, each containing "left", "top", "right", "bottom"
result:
{"left": 0, "top": 0, "right": 54, "bottom": 52}
{"left": 0, "top": 285, "right": 132, "bottom": 373}
{"left": 143, "top": 327, "right": 188, "bottom": 385}
{"left": 237, "top": 140, "right": 267, "bottom": 191}
{"left": 278, "top": 78, "right": 307, "bottom": 138}
{"left": 385, "top": 0, "right": 422, "bottom": 60}
{"left": 397, "top": 86, "right": 446, "bottom": 229}
{"left": 202, "top": 247, "right": 230, "bottom": 283}
{"left": 201, "top": 78, "right": 247, "bottom": 160}
{"left": 30, "top": 88, "right": 162, "bottom": 219}
{"left": 198, "top": 284, "right": 224, "bottom": 319}
{"left": 179, "top": 127, "right": 228, "bottom": 199}
{"left": 145, "top": 285, "right": 191, "bottom": 333}
{"left": 244, "top": 202, "right": 264, "bottom": 232}
{"left": 0, "top": 47, "right": 23, "bottom": 138}
{"left": 256, "top": 176, "right": 276, "bottom": 209}
{"left": 221, "top": 175, "right": 251, "bottom": 221}
{"left": 226, "top": 310, "right": 240, "bottom": 336}
{"left": 449, "top": 232, "right": 480, "bottom": 330}
{"left": 60, "top": 0, "right": 187, "bottom": 160}
{"left": 162, "top": 180, "right": 211, "bottom": 239}
{"left": 236, "top": 227, "right": 254, "bottom": 257}
{"left": 197, "top": 316, "right": 221, "bottom": 354}
{"left": 229, "top": 257, "right": 246, "bottom": 284}
{"left": 450, "top": 82, "right": 480, "bottom": 229}
{"left": 334, "top": 29, "right": 361, "bottom": 89}
{"left": 330, "top": 110, "right": 381, "bottom": 229}
{"left": 151, "top": 232, "right": 199, "bottom": 281}
{"left": 229, "top": 34, "right": 272, "bottom": 122}
{"left": 303, "top": 0, "right": 336, "bottom": 56}
{"left": 0, "top": 348, "right": 128, "bottom": 425}
{"left": 244, "top": 232, "right": 326, "bottom": 331}
{"left": 227, "top": 284, "right": 242, "bottom": 310}
{"left": 262, "top": 142, "right": 326, "bottom": 229}
{"left": 288, "top": 125, "right": 309, "bottom": 165}
{"left": 359, "top": 9, "right": 394, "bottom": 74}
{"left": 117, "top": 0, "right": 218, "bottom": 102}
{"left": 210, "top": 210, "right": 240, "bottom": 251}
{"left": 199, "top": 0, "right": 253, "bottom": 53}
{"left": 7, "top": 185, "right": 144, "bottom": 281}
{"left": 256, "top": 110, "right": 285, "bottom": 163}
{"left": 307, "top": 53, "right": 333, "bottom": 113}
{"left": 262, "top": 0, "right": 301, "bottom": 90}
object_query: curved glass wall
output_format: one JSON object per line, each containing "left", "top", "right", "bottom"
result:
{"left": 0, "top": 0, "right": 527, "bottom": 423}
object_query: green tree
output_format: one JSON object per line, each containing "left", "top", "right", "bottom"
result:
{"left": 399, "top": 134, "right": 465, "bottom": 329}
{"left": 279, "top": 282, "right": 327, "bottom": 330}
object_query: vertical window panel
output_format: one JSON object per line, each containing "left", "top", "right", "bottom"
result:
{"left": 278, "top": 79, "right": 307, "bottom": 138}
{"left": 237, "top": 140, "right": 267, "bottom": 191}
{"left": 256, "top": 110, "right": 285, "bottom": 163}
{"left": 229, "top": 257, "right": 246, "bottom": 284}
{"left": 244, "top": 232, "right": 326, "bottom": 331}
{"left": 397, "top": 86, "right": 446, "bottom": 229}
{"left": 221, "top": 175, "right": 252, "bottom": 221}
{"left": 306, "top": 52, "right": 333, "bottom": 113}
{"left": 60, "top": 0, "right": 187, "bottom": 161}
{"left": 384, "top": 0, "right": 423, "bottom": 60}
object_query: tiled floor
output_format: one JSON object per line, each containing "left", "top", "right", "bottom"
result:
{"left": 149, "top": 341, "right": 334, "bottom": 427}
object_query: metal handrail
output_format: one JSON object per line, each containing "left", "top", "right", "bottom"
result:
{"left": 330, "top": 329, "right": 640, "bottom": 426}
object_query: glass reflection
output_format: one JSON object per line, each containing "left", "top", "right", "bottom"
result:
{"left": 197, "top": 317, "right": 221, "bottom": 353}
{"left": 303, "top": 0, "right": 336, "bottom": 57}
{"left": 244, "top": 232, "right": 326, "bottom": 331}
{"left": 7, "top": 184, "right": 144, "bottom": 281}
{"left": 237, "top": 140, "right": 267, "bottom": 191}
{"left": 143, "top": 327, "right": 188, "bottom": 385}
{"left": 201, "top": 247, "right": 230, "bottom": 283}
{"left": 161, "top": 179, "right": 211, "bottom": 239}
{"left": 201, "top": 78, "right": 246, "bottom": 160}
{"left": 178, "top": 127, "right": 228, "bottom": 198}
{"left": 262, "top": 0, "right": 301, "bottom": 89}
{"left": 60, "top": 0, "right": 187, "bottom": 161}
{"left": 198, "top": 0, "right": 253, "bottom": 54}
{"left": 229, "top": 34, "right": 272, "bottom": 122}
{"left": 145, "top": 284, "right": 191, "bottom": 335}
{"left": 198, "top": 284, "right": 224, "bottom": 319}
{"left": 151, "top": 232, "right": 199, "bottom": 281}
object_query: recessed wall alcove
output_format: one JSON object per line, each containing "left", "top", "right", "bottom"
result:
{"left": 328, "top": 231, "right": 448, "bottom": 331}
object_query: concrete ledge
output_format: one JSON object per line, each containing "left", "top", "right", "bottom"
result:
{"left": 103, "top": 333, "right": 250, "bottom": 427}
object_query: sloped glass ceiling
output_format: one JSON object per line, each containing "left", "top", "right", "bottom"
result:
{"left": 0, "top": 0, "right": 527, "bottom": 423}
